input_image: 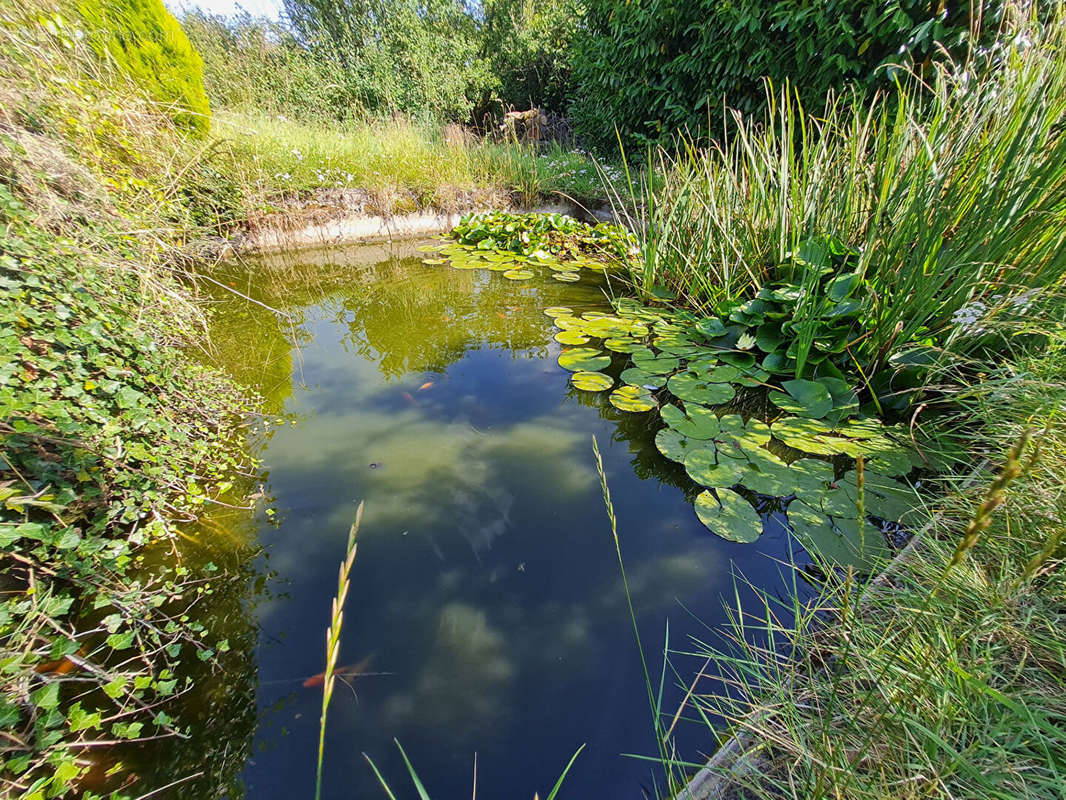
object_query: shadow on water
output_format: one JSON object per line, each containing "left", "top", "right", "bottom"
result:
{"left": 151, "top": 239, "right": 823, "bottom": 799}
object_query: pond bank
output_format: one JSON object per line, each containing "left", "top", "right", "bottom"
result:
{"left": 225, "top": 190, "right": 608, "bottom": 255}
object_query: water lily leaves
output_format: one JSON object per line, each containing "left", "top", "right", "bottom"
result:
{"left": 544, "top": 307, "right": 573, "bottom": 318}
{"left": 695, "top": 490, "right": 763, "bottom": 542}
{"left": 695, "top": 317, "right": 728, "bottom": 338}
{"left": 771, "top": 417, "right": 842, "bottom": 456}
{"left": 571, "top": 371, "right": 615, "bottom": 392}
{"left": 605, "top": 337, "right": 643, "bottom": 354}
{"left": 417, "top": 243, "right": 446, "bottom": 252}
{"left": 755, "top": 322, "right": 784, "bottom": 353}
{"left": 712, "top": 414, "right": 772, "bottom": 451}
{"left": 621, "top": 367, "right": 668, "bottom": 390}
{"left": 667, "top": 370, "right": 737, "bottom": 406}
{"left": 762, "top": 351, "right": 794, "bottom": 374}
{"left": 719, "top": 351, "right": 757, "bottom": 369}
{"left": 655, "top": 428, "right": 704, "bottom": 462}
{"left": 503, "top": 268, "right": 535, "bottom": 280}
{"left": 552, "top": 315, "right": 585, "bottom": 330}
{"left": 558, "top": 348, "right": 611, "bottom": 372}
{"left": 734, "top": 451, "right": 795, "bottom": 496}
{"left": 631, "top": 348, "right": 680, "bottom": 374}
{"left": 735, "top": 367, "right": 771, "bottom": 388}
{"left": 609, "top": 385, "right": 656, "bottom": 412}
{"left": 685, "top": 449, "right": 747, "bottom": 488}
{"left": 553, "top": 272, "right": 580, "bottom": 282}
{"left": 770, "top": 379, "right": 834, "bottom": 418}
{"left": 787, "top": 501, "right": 887, "bottom": 569}
{"left": 421, "top": 257, "right": 447, "bottom": 265}
{"left": 555, "top": 330, "right": 590, "bottom": 345}
{"left": 788, "top": 458, "right": 837, "bottom": 494}
{"left": 661, "top": 403, "right": 721, "bottom": 439}
{"left": 836, "top": 470, "right": 925, "bottom": 526}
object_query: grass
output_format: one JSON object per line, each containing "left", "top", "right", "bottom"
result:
{"left": 315, "top": 502, "right": 362, "bottom": 800}
{"left": 211, "top": 110, "right": 613, "bottom": 220}
{"left": 609, "top": 4, "right": 1066, "bottom": 382}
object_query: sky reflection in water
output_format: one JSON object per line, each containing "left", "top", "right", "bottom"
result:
{"left": 204, "top": 240, "right": 810, "bottom": 800}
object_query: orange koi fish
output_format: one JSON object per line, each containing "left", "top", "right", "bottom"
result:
{"left": 417, "top": 381, "right": 434, "bottom": 391}
{"left": 303, "top": 655, "right": 374, "bottom": 688}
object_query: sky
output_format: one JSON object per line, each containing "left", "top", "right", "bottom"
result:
{"left": 166, "top": 0, "right": 285, "bottom": 20}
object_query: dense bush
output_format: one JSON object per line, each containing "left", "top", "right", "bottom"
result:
{"left": 182, "top": 11, "right": 348, "bottom": 122}
{"left": 75, "top": 0, "right": 211, "bottom": 134}
{"left": 571, "top": 0, "right": 1013, "bottom": 152}
{"left": 281, "top": 0, "right": 492, "bottom": 122}
{"left": 479, "top": 0, "right": 581, "bottom": 115}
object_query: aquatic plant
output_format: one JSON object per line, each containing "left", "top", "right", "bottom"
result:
{"left": 430, "top": 220, "right": 927, "bottom": 560}
{"left": 608, "top": 6, "right": 1066, "bottom": 388}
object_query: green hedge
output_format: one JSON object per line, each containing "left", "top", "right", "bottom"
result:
{"left": 571, "top": 1, "right": 1010, "bottom": 153}
{"left": 77, "top": 0, "right": 210, "bottom": 134}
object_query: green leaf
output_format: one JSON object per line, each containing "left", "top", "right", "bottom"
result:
{"left": 608, "top": 385, "right": 656, "bottom": 412}
{"left": 694, "top": 490, "right": 763, "bottom": 542}
{"left": 770, "top": 379, "right": 834, "bottom": 418}
{"left": 570, "top": 371, "right": 614, "bottom": 392}
{"left": 558, "top": 348, "right": 611, "bottom": 372}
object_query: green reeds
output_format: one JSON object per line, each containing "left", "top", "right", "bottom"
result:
{"left": 608, "top": 5, "right": 1066, "bottom": 381}
{"left": 314, "top": 500, "right": 363, "bottom": 800}
{"left": 364, "top": 739, "right": 585, "bottom": 799}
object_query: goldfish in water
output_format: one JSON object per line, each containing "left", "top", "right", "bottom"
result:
{"left": 303, "top": 655, "right": 374, "bottom": 688}
{"left": 402, "top": 391, "right": 416, "bottom": 404}
{"left": 417, "top": 381, "right": 434, "bottom": 391}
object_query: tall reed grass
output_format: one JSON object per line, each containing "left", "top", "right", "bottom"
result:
{"left": 611, "top": 3, "right": 1066, "bottom": 379}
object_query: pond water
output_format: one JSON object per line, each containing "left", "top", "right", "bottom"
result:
{"left": 176, "top": 240, "right": 823, "bottom": 799}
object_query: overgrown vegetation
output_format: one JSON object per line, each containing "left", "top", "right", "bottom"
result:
{"left": 670, "top": 321, "right": 1066, "bottom": 799}
{"left": 1, "top": 1, "right": 260, "bottom": 796}
{"left": 612, "top": 2, "right": 1066, "bottom": 393}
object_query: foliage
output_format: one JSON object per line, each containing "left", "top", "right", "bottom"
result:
{"left": 280, "top": 0, "right": 493, "bottom": 122}
{"left": 450, "top": 210, "right": 635, "bottom": 260}
{"left": 74, "top": 0, "right": 211, "bottom": 134}
{"left": 435, "top": 222, "right": 926, "bottom": 554}
{"left": 571, "top": 0, "right": 1016, "bottom": 152}
{"left": 479, "top": 0, "right": 581, "bottom": 113}
{"left": 0, "top": 191, "right": 258, "bottom": 797}
{"left": 611, "top": 5, "right": 1066, "bottom": 392}
{"left": 181, "top": 10, "right": 345, "bottom": 123}
{"left": 679, "top": 331, "right": 1066, "bottom": 799}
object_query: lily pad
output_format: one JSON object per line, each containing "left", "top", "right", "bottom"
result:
{"left": 609, "top": 385, "right": 657, "bottom": 412}
{"left": 661, "top": 403, "right": 721, "bottom": 439}
{"left": 787, "top": 502, "right": 887, "bottom": 568}
{"left": 667, "top": 370, "right": 737, "bottom": 406}
{"left": 558, "top": 348, "right": 612, "bottom": 372}
{"left": 544, "top": 307, "right": 573, "bottom": 318}
{"left": 421, "top": 258, "right": 447, "bottom": 265}
{"left": 605, "top": 337, "right": 643, "bottom": 354}
{"left": 770, "top": 379, "right": 834, "bottom": 419}
{"left": 685, "top": 449, "right": 747, "bottom": 488}
{"left": 555, "top": 330, "right": 591, "bottom": 345}
{"left": 503, "top": 268, "right": 535, "bottom": 281}
{"left": 711, "top": 414, "right": 772, "bottom": 455}
{"left": 571, "top": 371, "right": 615, "bottom": 392}
{"left": 552, "top": 272, "right": 581, "bottom": 283}
{"left": 655, "top": 429, "right": 705, "bottom": 463}
{"left": 631, "top": 348, "right": 680, "bottom": 375}
{"left": 694, "top": 490, "right": 763, "bottom": 543}
{"left": 734, "top": 451, "right": 795, "bottom": 496}
{"left": 417, "top": 244, "right": 446, "bottom": 252}
{"left": 620, "top": 367, "right": 668, "bottom": 390}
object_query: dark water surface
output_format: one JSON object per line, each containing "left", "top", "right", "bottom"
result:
{"left": 187, "top": 240, "right": 815, "bottom": 800}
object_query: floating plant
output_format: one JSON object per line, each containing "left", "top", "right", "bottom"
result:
{"left": 423, "top": 213, "right": 931, "bottom": 560}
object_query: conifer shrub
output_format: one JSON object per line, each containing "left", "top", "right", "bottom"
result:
{"left": 76, "top": 0, "right": 211, "bottom": 134}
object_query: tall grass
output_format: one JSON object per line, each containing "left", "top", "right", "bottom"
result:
{"left": 212, "top": 110, "right": 611, "bottom": 215}
{"left": 611, "top": 3, "right": 1066, "bottom": 377}
{"left": 315, "top": 501, "right": 362, "bottom": 800}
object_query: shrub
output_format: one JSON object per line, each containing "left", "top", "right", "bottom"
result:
{"left": 75, "top": 0, "right": 211, "bottom": 134}
{"left": 571, "top": 0, "right": 1014, "bottom": 153}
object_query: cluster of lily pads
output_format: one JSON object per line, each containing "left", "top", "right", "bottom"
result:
{"left": 422, "top": 215, "right": 929, "bottom": 563}
{"left": 449, "top": 210, "right": 635, "bottom": 260}
{"left": 542, "top": 301, "right": 927, "bottom": 562}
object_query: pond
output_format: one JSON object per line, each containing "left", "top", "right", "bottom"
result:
{"left": 168, "top": 239, "right": 833, "bottom": 799}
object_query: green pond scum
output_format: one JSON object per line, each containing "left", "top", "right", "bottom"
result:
{"left": 432, "top": 211, "right": 943, "bottom": 561}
